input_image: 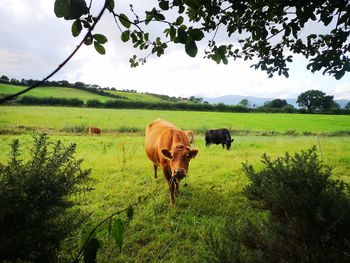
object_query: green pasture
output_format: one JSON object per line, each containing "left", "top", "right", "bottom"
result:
{"left": 1, "top": 105, "right": 349, "bottom": 261}
{"left": 0, "top": 132, "right": 349, "bottom": 262}
{"left": 0, "top": 83, "right": 112, "bottom": 102}
{"left": 0, "top": 83, "right": 164, "bottom": 103}
{"left": 107, "top": 90, "right": 165, "bottom": 102}
{"left": 1, "top": 105, "right": 349, "bottom": 135}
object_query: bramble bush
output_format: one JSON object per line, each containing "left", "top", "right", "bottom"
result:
{"left": 209, "top": 147, "right": 350, "bottom": 263}
{"left": 0, "top": 134, "right": 91, "bottom": 262}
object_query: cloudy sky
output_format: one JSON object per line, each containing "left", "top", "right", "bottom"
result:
{"left": 1, "top": 0, "right": 349, "bottom": 99}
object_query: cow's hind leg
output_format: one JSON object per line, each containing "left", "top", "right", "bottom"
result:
{"left": 222, "top": 143, "right": 225, "bottom": 148}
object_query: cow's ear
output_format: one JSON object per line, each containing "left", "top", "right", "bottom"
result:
{"left": 230, "top": 139, "right": 234, "bottom": 142}
{"left": 189, "top": 148, "right": 198, "bottom": 159}
{"left": 161, "top": 148, "right": 173, "bottom": 159}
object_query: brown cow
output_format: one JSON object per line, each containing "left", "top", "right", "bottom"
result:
{"left": 184, "top": 130, "right": 195, "bottom": 145}
{"left": 145, "top": 119, "right": 198, "bottom": 204}
{"left": 89, "top": 126, "right": 101, "bottom": 135}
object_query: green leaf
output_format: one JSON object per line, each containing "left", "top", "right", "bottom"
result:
{"left": 72, "top": 19, "right": 82, "bottom": 37}
{"left": 94, "top": 41, "right": 106, "bottom": 54}
{"left": 169, "top": 26, "right": 176, "bottom": 40}
{"left": 54, "top": 0, "right": 70, "bottom": 18}
{"left": 121, "top": 31, "right": 130, "bottom": 42}
{"left": 106, "top": 0, "right": 115, "bottom": 12}
{"left": 55, "top": 0, "right": 88, "bottom": 20}
{"left": 159, "top": 1, "right": 169, "bottom": 10}
{"left": 83, "top": 237, "right": 100, "bottom": 263}
{"left": 119, "top": 14, "right": 131, "bottom": 28}
{"left": 175, "top": 16, "right": 184, "bottom": 26}
{"left": 70, "top": 0, "right": 88, "bottom": 19}
{"left": 111, "top": 218, "right": 125, "bottom": 251}
{"left": 177, "top": 27, "right": 187, "bottom": 44}
{"left": 334, "top": 70, "right": 345, "bottom": 80}
{"left": 283, "top": 70, "right": 289, "bottom": 78}
{"left": 185, "top": 37, "right": 198, "bottom": 57}
{"left": 184, "top": 0, "right": 200, "bottom": 9}
{"left": 93, "top": 34, "right": 108, "bottom": 44}
{"left": 189, "top": 28, "right": 204, "bottom": 41}
{"left": 84, "top": 35, "right": 93, "bottom": 45}
{"left": 154, "top": 13, "right": 166, "bottom": 21}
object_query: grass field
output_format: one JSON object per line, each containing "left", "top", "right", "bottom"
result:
{"left": 1, "top": 106, "right": 350, "bottom": 135}
{"left": 1, "top": 105, "right": 350, "bottom": 262}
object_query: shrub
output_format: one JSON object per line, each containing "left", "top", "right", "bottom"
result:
{"left": 281, "top": 105, "right": 295, "bottom": 113}
{"left": 209, "top": 147, "right": 350, "bottom": 263}
{"left": 86, "top": 99, "right": 103, "bottom": 108}
{"left": 0, "top": 134, "right": 91, "bottom": 262}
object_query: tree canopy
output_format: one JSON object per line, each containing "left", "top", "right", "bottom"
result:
{"left": 54, "top": 0, "right": 350, "bottom": 80}
{"left": 296, "top": 89, "right": 335, "bottom": 112}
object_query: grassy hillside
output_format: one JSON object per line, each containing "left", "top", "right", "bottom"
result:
{"left": 1, "top": 106, "right": 349, "bottom": 135}
{"left": 107, "top": 90, "right": 167, "bottom": 102}
{"left": 0, "top": 83, "right": 165, "bottom": 103}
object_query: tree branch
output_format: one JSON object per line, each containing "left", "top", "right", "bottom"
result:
{"left": 0, "top": 2, "right": 107, "bottom": 104}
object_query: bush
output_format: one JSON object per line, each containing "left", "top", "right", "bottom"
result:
{"left": 18, "top": 96, "right": 84, "bottom": 106}
{"left": 281, "top": 105, "right": 295, "bottom": 113}
{"left": 0, "top": 134, "right": 91, "bottom": 262}
{"left": 209, "top": 147, "right": 350, "bottom": 263}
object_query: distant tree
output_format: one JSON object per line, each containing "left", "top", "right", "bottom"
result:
{"left": 345, "top": 101, "right": 350, "bottom": 109}
{"left": 0, "top": 75, "right": 9, "bottom": 82}
{"left": 189, "top": 96, "right": 204, "bottom": 103}
{"left": 58, "top": 80, "right": 70, "bottom": 87}
{"left": 281, "top": 104, "right": 295, "bottom": 113}
{"left": 297, "top": 90, "right": 334, "bottom": 113}
{"left": 10, "top": 78, "right": 20, "bottom": 85}
{"left": 264, "top": 99, "right": 288, "bottom": 108}
{"left": 238, "top": 99, "right": 249, "bottom": 108}
{"left": 74, "top": 81, "right": 87, "bottom": 89}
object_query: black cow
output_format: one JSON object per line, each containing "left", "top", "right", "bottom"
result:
{"left": 205, "top": 129, "right": 234, "bottom": 150}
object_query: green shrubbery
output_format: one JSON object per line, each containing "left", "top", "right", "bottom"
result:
{"left": 0, "top": 134, "right": 91, "bottom": 262}
{"left": 18, "top": 96, "right": 84, "bottom": 106}
{"left": 209, "top": 147, "right": 350, "bottom": 263}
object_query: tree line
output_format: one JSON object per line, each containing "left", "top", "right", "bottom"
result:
{"left": 1, "top": 75, "right": 349, "bottom": 114}
{"left": 10, "top": 95, "right": 349, "bottom": 115}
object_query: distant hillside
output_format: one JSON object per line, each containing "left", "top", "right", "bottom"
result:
{"left": 203, "top": 95, "right": 349, "bottom": 108}
{"left": 0, "top": 83, "right": 173, "bottom": 103}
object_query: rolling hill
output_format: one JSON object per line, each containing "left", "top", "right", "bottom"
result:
{"left": 0, "top": 83, "right": 167, "bottom": 103}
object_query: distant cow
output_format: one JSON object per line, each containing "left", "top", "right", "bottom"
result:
{"left": 89, "top": 126, "right": 101, "bottom": 135}
{"left": 205, "top": 128, "right": 234, "bottom": 150}
{"left": 184, "top": 130, "right": 195, "bottom": 145}
{"left": 145, "top": 119, "right": 198, "bottom": 204}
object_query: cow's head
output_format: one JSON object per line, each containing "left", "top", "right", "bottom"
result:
{"left": 161, "top": 144, "right": 198, "bottom": 181}
{"left": 226, "top": 139, "right": 234, "bottom": 150}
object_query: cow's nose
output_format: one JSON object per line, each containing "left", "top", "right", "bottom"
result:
{"left": 174, "top": 169, "right": 185, "bottom": 180}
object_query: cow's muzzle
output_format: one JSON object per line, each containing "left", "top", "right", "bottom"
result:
{"left": 173, "top": 169, "right": 186, "bottom": 181}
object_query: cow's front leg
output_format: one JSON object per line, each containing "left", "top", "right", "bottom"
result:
{"left": 222, "top": 143, "right": 225, "bottom": 148}
{"left": 162, "top": 167, "right": 175, "bottom": 205}
{"left": 174, "top": 181, "right": 179, "bottom": 197}
{"left": 153, "top": 164, "right": 158, "bottom": 179}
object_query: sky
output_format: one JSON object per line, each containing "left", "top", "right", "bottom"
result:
{"left": 0, "top": 0, "right": 349, "bottom": 99}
